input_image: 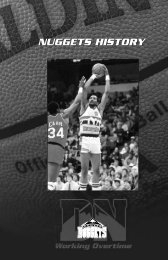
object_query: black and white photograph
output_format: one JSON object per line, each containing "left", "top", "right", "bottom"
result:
{"left": 48, "top": 59, "right": 139, "bottom": 191}
{"left": 0, "top": 0, "right": 168, "bottom": 256}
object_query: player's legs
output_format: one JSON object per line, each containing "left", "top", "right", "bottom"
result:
{"left": 48, "top": 162, "right": 60, "bottom": 182}
{"left": 79, "top": 152, "right": 90, "bottom": 190}
{"left": 90, "top": 153, "right": 101, "bottom": 190}
{"left": 48, "top": 162, "right": 61, "bottom": 190}
{"left": 48, "top": 144, "right": 64, "bottom": 190}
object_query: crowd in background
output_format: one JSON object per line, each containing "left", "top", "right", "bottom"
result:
{"left": 48, "top": 81, "right": 139, "bottom": 191}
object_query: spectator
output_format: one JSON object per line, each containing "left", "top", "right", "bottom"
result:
{"left": 101, "top": 178, "right": 112, "bottom": 191}
{"left": 73, "top": 174, "right": 79, "bottom": 183}
{"left": 129, "top": 136, "right": 136, "bottom": 151}
{"left": 112, "top": 179, "right": 123, "bottom": 190}
{"left": 55, "top": 176, "right": 65, "bottom": 191}
{"left": 62, "top": 175, "right": 79, "bottom": 190}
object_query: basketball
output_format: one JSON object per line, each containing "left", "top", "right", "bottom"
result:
{"left": 92, "top": 63, "right": 105, "bottom": 77}
{"left": 0, "top": 0, "right": 168, "bottom": 245}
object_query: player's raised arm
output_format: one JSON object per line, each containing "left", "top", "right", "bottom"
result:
{"left": 63, "top": 102, "right": 79, "bottom": 118}
{"left": 63, "top": 76, "right": 86, "bottom": 118}
{"left": 98, "top": 66, "right": 111, "bottom": 116}
{"left": 80, "top": 73, "right": 100, "bottom": 115}
{"left": 71, "top": 76, "right": 86, "bottom": 105}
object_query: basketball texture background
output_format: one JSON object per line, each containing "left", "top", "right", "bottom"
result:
{"left": 0, "top": 0, "right": 168, "bottom": 251}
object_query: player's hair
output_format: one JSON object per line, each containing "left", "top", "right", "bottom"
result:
{"left": 87, "top": 93, "right": 98, "bottom": 100}
{"left": 48, "top": 102, "right": 60, "bottom": 115}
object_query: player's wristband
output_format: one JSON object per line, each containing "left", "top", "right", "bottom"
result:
{"left": 78, "top": 87, "right": 83, "bottom": 94}
{"left": 106, "top": 75, "right": 110, "bottom": 81}
{"left": 91, "top": 74, "right": 97, "bottom": 80}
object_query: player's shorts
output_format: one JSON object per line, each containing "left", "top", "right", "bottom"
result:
{"left": 48, "top": 143, "right": 65, "bottom": 164}
{"left": 80, "top": 136, "right": 101, "bottom": 154}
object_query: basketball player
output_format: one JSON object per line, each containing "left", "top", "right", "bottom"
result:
{"left": 48, "top": 76, "right": 86, "bottom": 190}
{"left": 79, "top": 65, "right": 111, "bottom": 191}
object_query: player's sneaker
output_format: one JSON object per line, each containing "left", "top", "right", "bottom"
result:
{"left": 92, "top": 186, "right": 101, "bottom": 191}
{"left": 92, "top": 183, "right": 101, "bottom": 191}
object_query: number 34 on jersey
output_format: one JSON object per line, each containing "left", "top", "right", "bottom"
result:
{"left": 48, "top": 114, "right": 68, "bottom": 148}
{"left": 48, "top": 126, "right": 64, "bottom": 139}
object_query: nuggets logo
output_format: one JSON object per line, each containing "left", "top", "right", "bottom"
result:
{"left": 77, "top": 218, "right": 107, "bottom": 240}
{"left": 60, "top": 199, "right": 127, "bottom": 242}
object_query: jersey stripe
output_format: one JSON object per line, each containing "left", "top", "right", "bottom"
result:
{"left": 48, "top": 141, "right": 65, "bottom": 150}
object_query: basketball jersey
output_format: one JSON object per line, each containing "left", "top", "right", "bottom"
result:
{"left": 79, "top": 106, "right": 102, "bottom": 136}
{"left": 48, "top": 113, "right": 68, "bottom": 148}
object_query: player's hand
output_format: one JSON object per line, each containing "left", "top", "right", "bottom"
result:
{"left": 79, "top": 76, "right": 86, "bottom": 88}
{"left": 102, "top": 65, "right": 109, "bottom": 75}
{"left": 92, "top": 73, "right": 103, "bottom": 79}
{"left": 96, "top": 73, "right": 104, "bottom": 79}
